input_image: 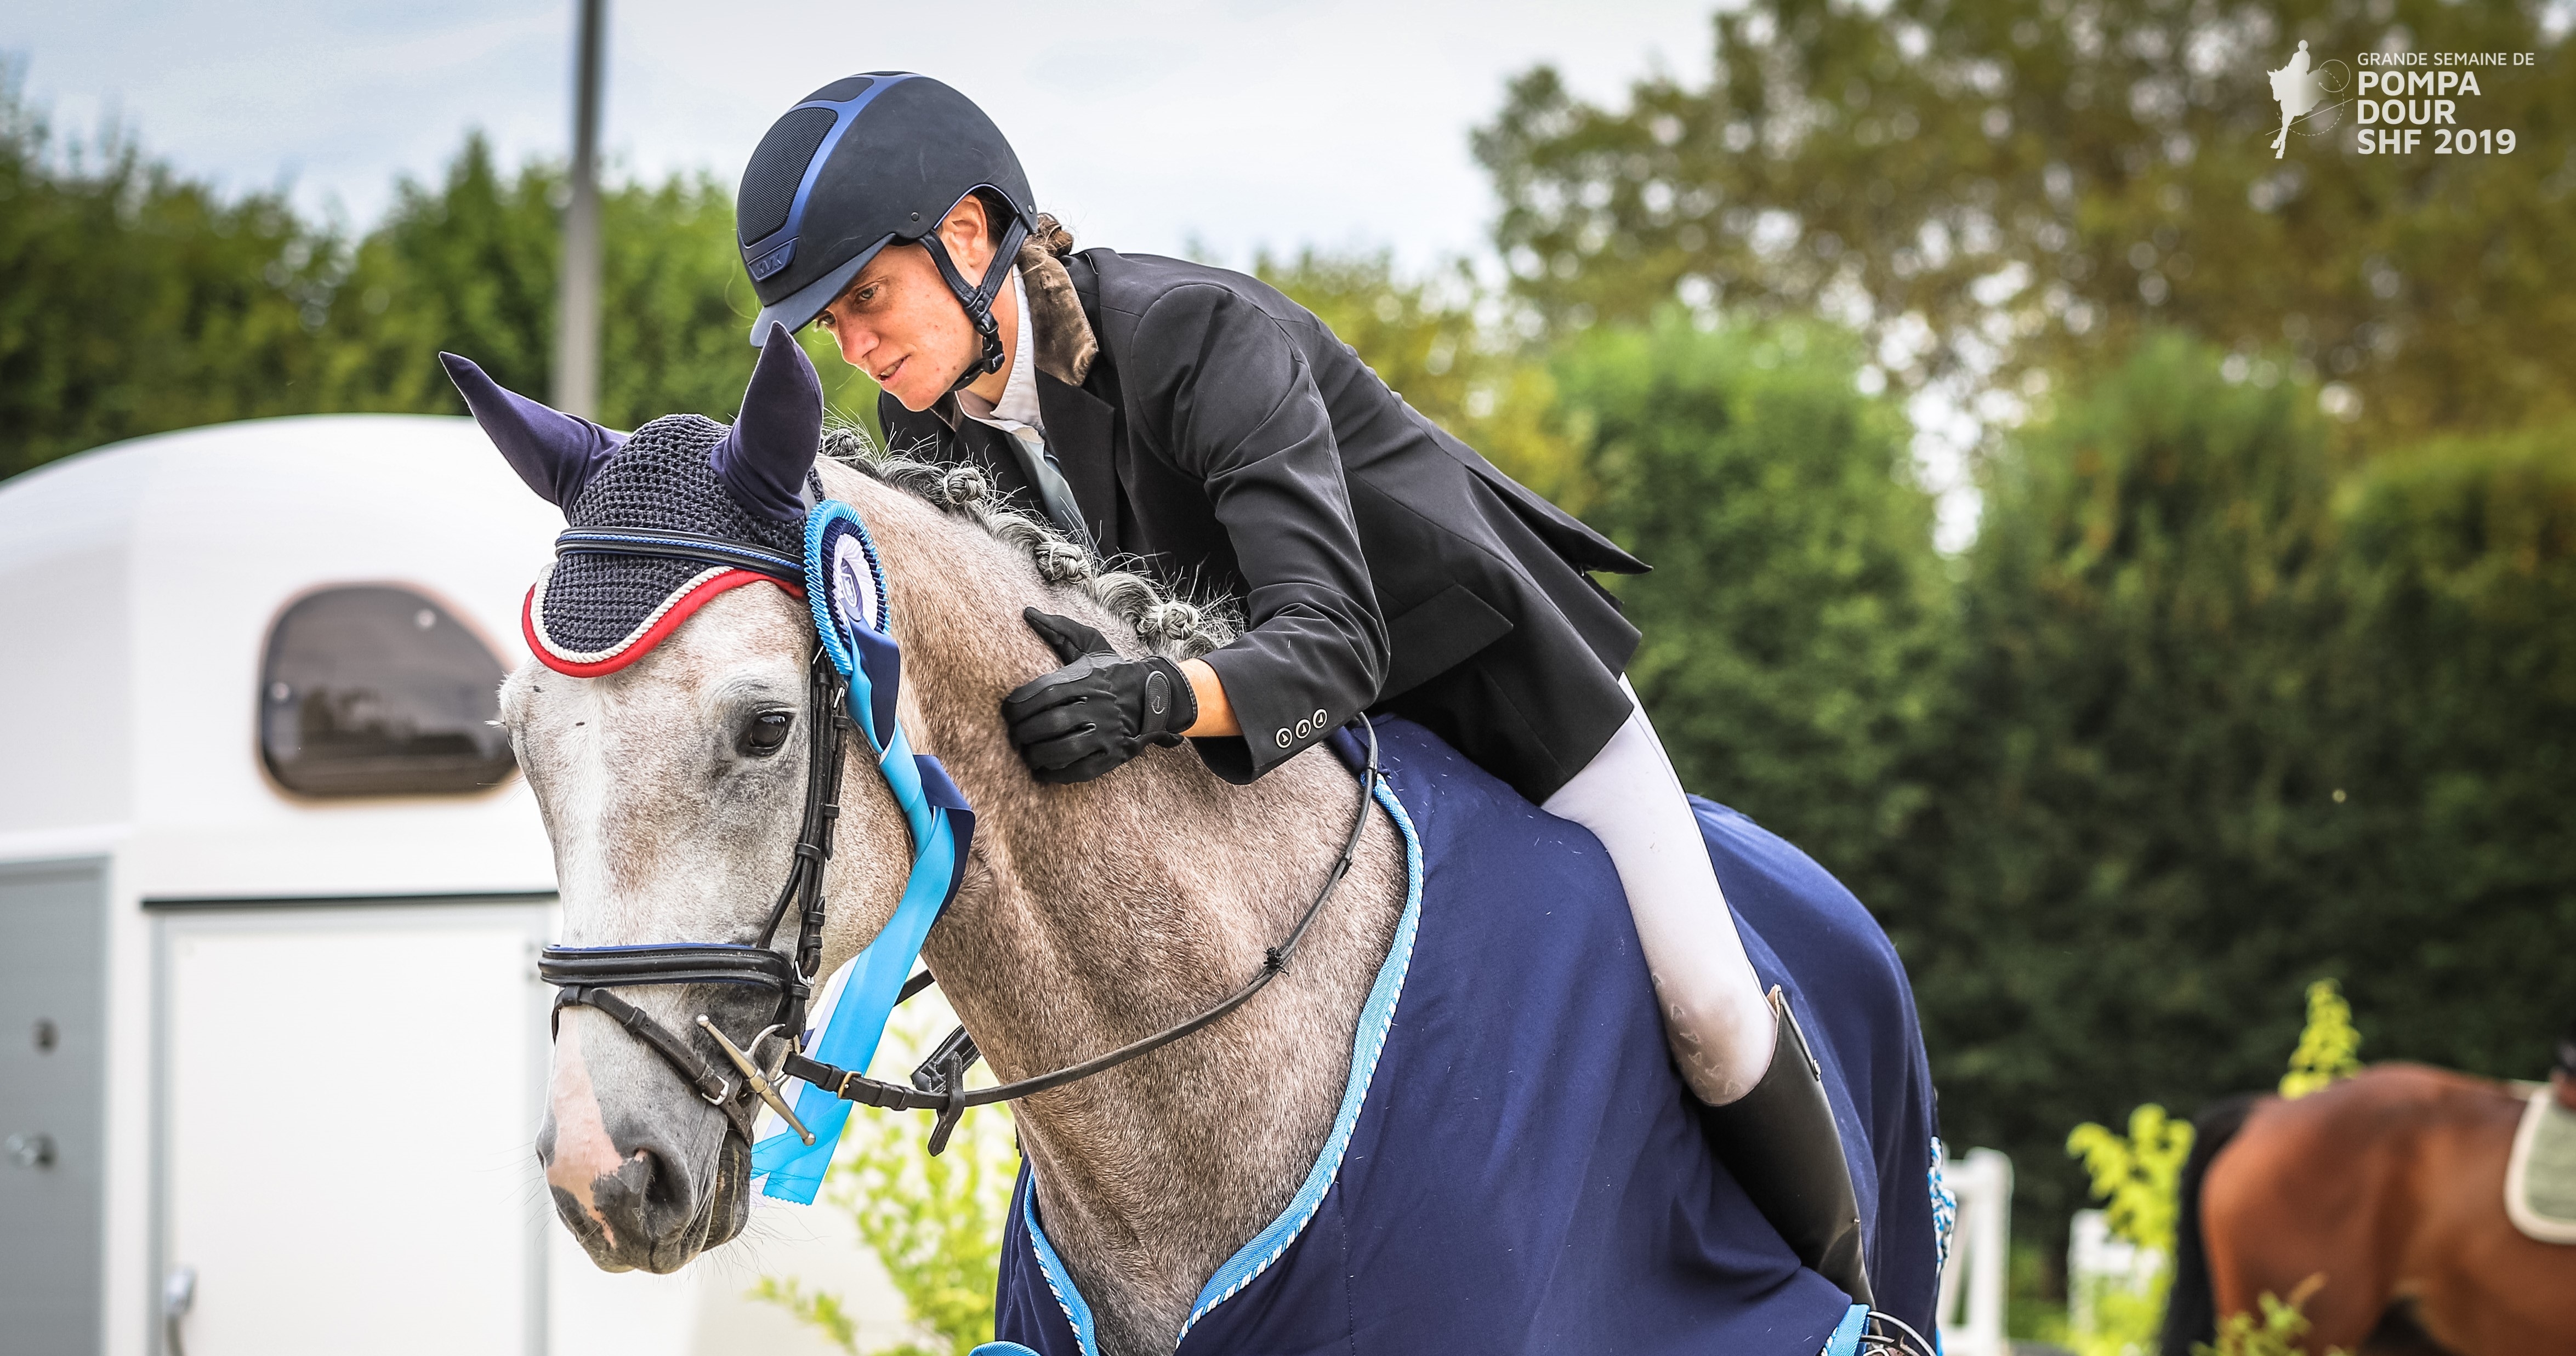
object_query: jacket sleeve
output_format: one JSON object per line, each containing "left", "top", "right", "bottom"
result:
{"left": 1124, "top": 283, "right": 1389, "bottom": 782}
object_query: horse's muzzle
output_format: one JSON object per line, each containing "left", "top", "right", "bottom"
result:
{"left": 540, "top": 1112, "right": 749, "bottom": 1274}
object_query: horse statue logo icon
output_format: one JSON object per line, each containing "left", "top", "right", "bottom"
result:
{"left": 2268, "top": 41, "right": 2351, "bottom": 158}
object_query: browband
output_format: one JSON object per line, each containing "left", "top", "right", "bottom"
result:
{"left": 555, "top": 527, "right": 805, "bottom": 584}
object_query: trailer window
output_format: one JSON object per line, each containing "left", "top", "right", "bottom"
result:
{"left": 259, "top": 586, "right": 515, "bottom": 796}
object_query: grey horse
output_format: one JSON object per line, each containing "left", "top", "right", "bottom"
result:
{"left": 516, "top": 428, "right": 1409, "bottom": 1355}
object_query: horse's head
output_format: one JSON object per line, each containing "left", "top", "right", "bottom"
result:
{"left": 453, "top": 332, "right": 914, "bottom": 1271}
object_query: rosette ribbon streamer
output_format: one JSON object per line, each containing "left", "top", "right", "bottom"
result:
{"left": 748, "top": 500, "right": 978, "bottom": 1204}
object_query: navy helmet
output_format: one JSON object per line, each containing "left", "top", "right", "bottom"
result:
{"left": 735, "top": 73, "right": 1035, "bottom": 383}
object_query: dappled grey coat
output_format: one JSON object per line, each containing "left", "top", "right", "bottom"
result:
{"left": 878, "top": 240, "right": 1647, "bottom": 803}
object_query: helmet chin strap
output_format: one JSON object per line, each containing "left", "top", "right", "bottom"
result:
{"left": 918, "top": 210, "right": 1033, "bottom": 394}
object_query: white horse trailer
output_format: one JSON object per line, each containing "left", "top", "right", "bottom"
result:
{"left": 0, "top": 417, "right": 889, "bottom": 1356}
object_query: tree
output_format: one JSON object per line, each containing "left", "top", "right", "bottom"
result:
{"left": 0, "top": 85, "right": 884, "bottom": 481}
{"left": 1921, "top": 332, "right": 2348, "bottom": 1223}
{"left": 1474, "top": 0, "right": 2576, "bottom": 446}
{"left": 314, "top": 136, "right": 882, "bottom": 434}
{"left": 1918, "top": 334, "right": 2575, "bottom": 1229}
{"left": 1554, "top": 311, "right": 1956, "bottom": 908}
{"left": 0, "top": 71, "right": 340, "bottom": 477}
{"left": 2315, "top": 420, "right": 2576, "bottom": 1075}
{"left": 1255, "top": 247, "right": 1582, "bottom": 509}
{"left": 311, "top": 134, "right": 560, "bottom": 418}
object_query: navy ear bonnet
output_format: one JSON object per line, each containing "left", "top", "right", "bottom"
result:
{"left": 441, "top": 325, "right": 827, "bottom": 675}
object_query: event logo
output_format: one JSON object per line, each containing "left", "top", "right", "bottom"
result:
{"left": 2267, "top": 41, "right": 2351, "bottom": 158}
{"left": 2266, "top": 39, "right": 2535, "bottom": 158}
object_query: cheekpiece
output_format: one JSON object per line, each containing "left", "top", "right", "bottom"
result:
{"left": 748, "top": 498, "right": 977, "bottom": 1205}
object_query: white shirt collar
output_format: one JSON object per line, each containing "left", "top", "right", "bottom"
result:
{"left": 956, "top": 268, "right": 1045, "bottom": 443}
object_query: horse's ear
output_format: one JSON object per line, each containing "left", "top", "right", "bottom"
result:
{"left": 440, "top": 353, "right": 625, "bottom": 507}
{"left": 712, "top": 323, "right": 823, "bottom": 523}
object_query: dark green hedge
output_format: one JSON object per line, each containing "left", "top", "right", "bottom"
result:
{"left": 1570, "top": 324, "right": 2576, "bottom": 1232}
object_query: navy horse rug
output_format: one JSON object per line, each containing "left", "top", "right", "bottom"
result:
{"left": 985, "top": 715, "right": 1943, "bottom": 1356}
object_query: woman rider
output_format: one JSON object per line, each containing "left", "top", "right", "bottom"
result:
{"left": 732, "top": 72, "right": 1875, "bottom": 1301}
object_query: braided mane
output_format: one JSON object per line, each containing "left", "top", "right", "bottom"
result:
{"left": 820, "top": 427, "right": 1237, "bottom": 661}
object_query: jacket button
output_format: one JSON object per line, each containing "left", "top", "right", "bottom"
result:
{"left": 1313, "top": 708, "right": 1329, "bottom": 728}
{"left": 1296, "top": 718, "right": 1313, "bottom": 738}
{"left": 1275, "top": 728, "right": 1293, "bottom": 749}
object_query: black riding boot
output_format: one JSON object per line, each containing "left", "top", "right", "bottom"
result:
{"left": 1698, "top": 987, "right": 1875, "bottom": 1306}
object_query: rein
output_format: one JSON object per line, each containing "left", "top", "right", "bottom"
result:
{"left": 534, "top": 517, "right": 1383, "bottom": 1163}
{"left": 785, "top": 717, "right": 1379, "bottom": 1154}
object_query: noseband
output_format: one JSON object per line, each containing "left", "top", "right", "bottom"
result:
{"left": 541, "top": 628, "right": 852, "bottom": 1146}
{"left": 535, "top": 521, "right": 1382, "bottom": 1159}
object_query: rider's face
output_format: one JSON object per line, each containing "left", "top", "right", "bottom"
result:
{"left": 811, "top": 198, "right": 996, "bottom": 412}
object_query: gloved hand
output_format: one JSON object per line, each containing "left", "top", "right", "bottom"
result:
{"left": 1002, "top": 608, "right": 1199, "bottom": 784}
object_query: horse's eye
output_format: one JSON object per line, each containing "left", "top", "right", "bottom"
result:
{"left": 738, "top": 710, "right": 794, "bottom": 757}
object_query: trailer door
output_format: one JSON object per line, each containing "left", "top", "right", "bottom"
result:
{"left": 156, "top": 898, "right": 552, "bottom": 1355}
{"left": 1, "top": 860, "right": 108, "bottom": 1354}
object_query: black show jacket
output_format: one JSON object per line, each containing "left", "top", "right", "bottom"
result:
{"left": 878, "top": 248, "right": 1646, "bottom": 804}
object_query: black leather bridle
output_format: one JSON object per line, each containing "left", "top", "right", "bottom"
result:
{"left": 536, "top": 525, "right": 1382, "bottom": 1155}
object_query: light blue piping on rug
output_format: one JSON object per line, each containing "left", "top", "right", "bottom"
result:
{"left": 1021, "top": 1184, "right": 1100, "bottom": 1356}
{"left": 1017, "top": 772, "right": 1425, "bottom": 1355}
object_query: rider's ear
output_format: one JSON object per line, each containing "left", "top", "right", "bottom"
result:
{"left": 440, "top": 352, "right": 625, "bottom": 507}
{"left": 711, "top": 323, "right": 824, "bottom": 523}
{"left": 943, "top": 193, "right": 993, "bottom": 272}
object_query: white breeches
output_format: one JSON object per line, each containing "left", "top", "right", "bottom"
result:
{"left": 1541, "top": 680, "right": 1775, "bottom": 1106}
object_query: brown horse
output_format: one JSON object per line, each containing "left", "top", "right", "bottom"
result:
{"left": 2161, "top": 1064, "right": 2576, "bottom": 1356}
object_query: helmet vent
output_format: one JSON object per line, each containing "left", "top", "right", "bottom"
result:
{"left": 737, "top": 107, "right": 837, "bottom": 246}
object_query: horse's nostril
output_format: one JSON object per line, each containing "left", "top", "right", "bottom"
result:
{"left": 629, "top": 1146, "right": 689, "bottom": 1213}
{"left": 575, "top": 1128, "right": 707, "bottom": 1251}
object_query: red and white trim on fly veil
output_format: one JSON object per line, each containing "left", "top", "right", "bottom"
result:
{"left": 523, "top": 566, "right": 804, "bottom": 677}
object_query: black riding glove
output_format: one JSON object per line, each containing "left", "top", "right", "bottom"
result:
{"left": 1002, "top": 608, "right": 1199, "bottom": 785}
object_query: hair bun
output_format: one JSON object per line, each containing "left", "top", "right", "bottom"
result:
{"left": 1031, "top": 213, "right": 1077, "bottom": 258}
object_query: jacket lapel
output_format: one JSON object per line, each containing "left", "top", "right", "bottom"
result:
{"left": 1036, "top": 371, "right": 1121, "bottom": 556}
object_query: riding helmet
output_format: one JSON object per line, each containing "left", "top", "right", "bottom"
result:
{"left": 735, "top": 73, "right": 1037, "bottom": 377}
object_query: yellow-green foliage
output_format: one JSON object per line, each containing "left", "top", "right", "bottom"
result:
{"left": 2279, "top": 980, "right": 2363, "bottom": 1099}
{"left": 2065, "top": 1285, "right": 2168, "bottom": 1356}
{"left": 2063, "top": 982, "right": 2371, "bottom": 1356}
{"left": 2166, "top": 992, "right": 2358, "bottom": 1356}
{"left": 831, "top": 1101, "right": 1017, "bottom": 1356}
{"left": 2066, "top": 1104, "right": 2193, "bottom": 1255}
{"left": 753, "top": 1016, "right": 1020, "bottom": 1356}
{"left": 748, "top": 1277, "right": 863, "bottom": 1352}
{"left": 2193, "top": 1277, "right": 2345, "bottom": 1356}
{"left": 2059, "top": 1104, "right": 2194, "bottom": 1356}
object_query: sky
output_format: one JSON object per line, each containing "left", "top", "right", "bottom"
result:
{"left": 5, "top": 0, "right": 1719, "bottom": 272}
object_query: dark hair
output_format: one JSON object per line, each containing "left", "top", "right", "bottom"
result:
{"left": 968, "top": 187, "right": 1015, "bottom": 246}
{"left": 1028, "top": 211, "right": 1075, "bottom": 258}
{"left": 968, "top": 193, "right": 1074, "bottom": 259}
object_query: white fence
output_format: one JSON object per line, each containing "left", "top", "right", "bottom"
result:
{"left": 1936, "top": 1148, "right": 2014, "bottom": 1356}
{"left": 2067, "top": 1207, "right": 2167, "bottom": 1339}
